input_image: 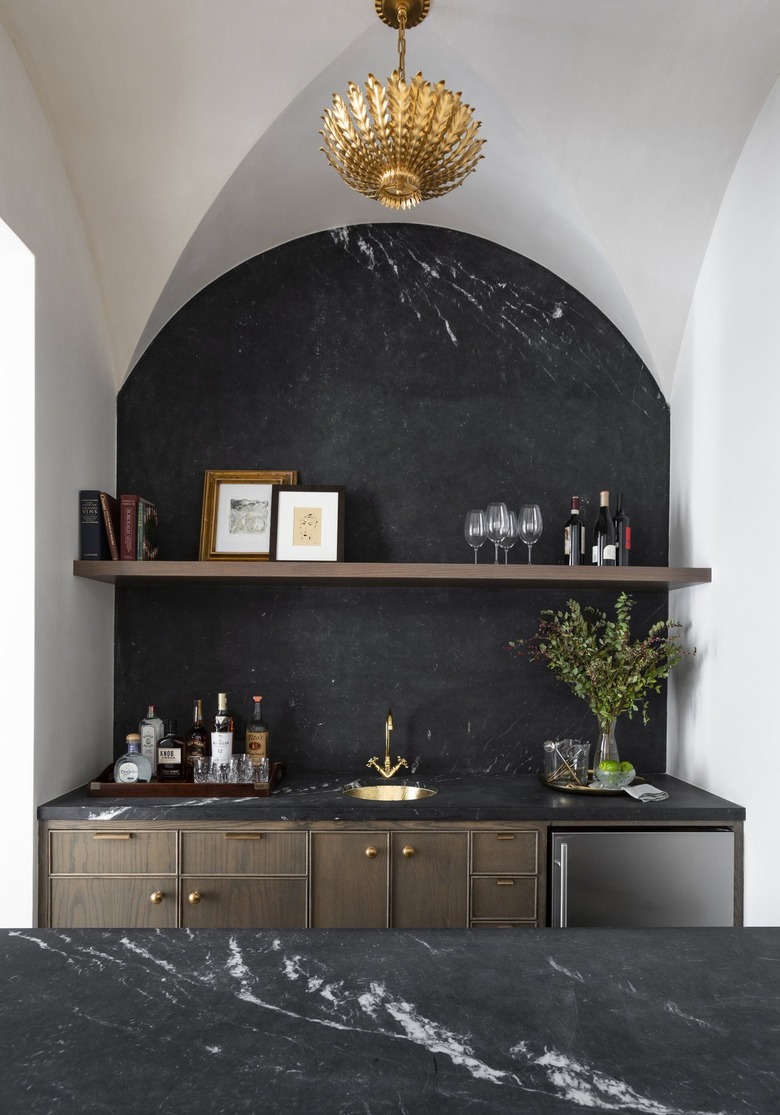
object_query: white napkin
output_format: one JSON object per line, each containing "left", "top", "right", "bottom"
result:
{"left": 623, "top": 783, "right": 668, "bottom": 802}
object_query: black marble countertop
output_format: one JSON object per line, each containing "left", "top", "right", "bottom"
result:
{"left": 38, "top": 771, "right": 745, "bottom": 823}
{"left": 1, "top": 926, "right": 776, "bottom": 1114}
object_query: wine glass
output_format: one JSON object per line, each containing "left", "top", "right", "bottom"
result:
{"left": 518, "top": 504, "right": 543, "bottom": 563}
{"left": 464, "top": 509, "right": 487, "bottom": 564}
{"left": 485, "top": 501, "right": 510, "bottom": 564}
{"left": 498, "top": 509, "right": 519, "bottom": 564}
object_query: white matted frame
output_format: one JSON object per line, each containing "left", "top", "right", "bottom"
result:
{"left": 199, "top": 470, "right": 298, "bottom": 560}
{"left": 269, "top": 485, "right": 345, "bottom": 562}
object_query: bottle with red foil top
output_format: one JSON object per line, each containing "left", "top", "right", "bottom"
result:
{"left": 613, "top": 492, "right": 631, "bottom": 566}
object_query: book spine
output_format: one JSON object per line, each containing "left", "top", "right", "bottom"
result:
{"left": 99, "top": 492, "right": 120, "bottom": 561}
{"left": 119, "top": 495, "right": 139, "bottom": 560}
{"left": 79, "top": 490, "right": 110, "bottom": 560}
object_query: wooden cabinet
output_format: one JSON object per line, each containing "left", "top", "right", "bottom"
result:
{"left": 469, "top": 828, "right": 540, "bottom": 928}
{"left": 391, "top": 831, "right": 468, "bottom": 928}
{"left": 310, "top": 831, "right": 389, "bottom": 928}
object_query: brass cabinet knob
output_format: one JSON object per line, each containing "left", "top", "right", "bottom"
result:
{"left": 402, "top": 845, "right": 415, "bottom": 858}
{"left": 187, "top": 890, "right": 203, "bottom": 905}
{"left": 149, "top": 891, "right": 164, "bottom": 905}
{"left": 365, "top": 846, "right": 378, "bottom": 859}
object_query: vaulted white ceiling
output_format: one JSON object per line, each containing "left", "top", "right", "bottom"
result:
{"left": 1, "top": 0, "right": 779, "bottom": 397}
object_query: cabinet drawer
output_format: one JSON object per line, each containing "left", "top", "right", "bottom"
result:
{"left": 471, "top": 920, "right": 538, "bottom": 929}
{"left": 471, "top": 830, "right": 538, "bottom": 875}
{"left": 50, "top": 877, "right": 177, "bottom": 928}
{"left": 181, "top": 877, "right": 307, "bottom": 928}
{"left": 50, "top": 830, "right": 176, "bottom": 875}
{"left": 181, "top": 830, "right": 306, "bottom": 876}
{"left": 471, "top": 876, "right": 537, "bottom": 920}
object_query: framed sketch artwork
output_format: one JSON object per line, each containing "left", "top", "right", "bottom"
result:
{"left": 269, "top": 486, "right": 345, "bottom": 562}
{"left": 199, "top": 470, "right": 298, "bottom": 560}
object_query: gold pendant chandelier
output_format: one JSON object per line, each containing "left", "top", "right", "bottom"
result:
{"left": 320, "top": 0, "right": 485, "bottom": 210}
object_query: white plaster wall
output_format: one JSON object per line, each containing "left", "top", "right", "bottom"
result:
{"left": 669, "top": 75, "right": 780, "bottom": 927}
{"left": 0, "top": 22, "right": 114, "bottom": 925}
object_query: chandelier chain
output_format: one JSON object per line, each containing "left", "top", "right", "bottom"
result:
{"left": 397, "top": 6, "right": 407, "bottom": 82}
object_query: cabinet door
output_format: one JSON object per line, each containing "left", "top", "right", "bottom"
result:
{"left": 50, "top": 877, "right": 177, "bottom": 928}
{"left": 310, "top": 832, "right": 389, "bottom": 928}
{"left": 181, "top": 878, "right": 307, "bottom": 929}
{"left": 391, "top": 832, "right": 468, "bottom": 928}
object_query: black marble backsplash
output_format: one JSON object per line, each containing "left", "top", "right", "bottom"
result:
{"left": 116, "top": 225, "right": 670, "bottom": 773}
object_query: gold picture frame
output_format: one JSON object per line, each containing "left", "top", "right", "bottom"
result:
{"left": 198, "top": 470, "right": 298, "bottom": 561}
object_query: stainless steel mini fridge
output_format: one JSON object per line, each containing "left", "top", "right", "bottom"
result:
{"left": 550, "top": 829, "right": 735, "bottom": 927}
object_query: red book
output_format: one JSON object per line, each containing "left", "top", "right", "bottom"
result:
{"left": 99, "top": 492, "right": 120, "bottom": 560}
{"left": 119, "top": 494, "right": 140, "bottom": 560}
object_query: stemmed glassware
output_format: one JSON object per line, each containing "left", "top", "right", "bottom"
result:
{"left": 485, "top": 501, "right": 511, "bottom": 564}
{"left": 464, "top": 509, "right": 487, "bottom": 564}
{"left": 519, "top": 504, "right": 543, "bottom": 563}
{"left": 498, "top": 509, "right": 519, "bottom": 563}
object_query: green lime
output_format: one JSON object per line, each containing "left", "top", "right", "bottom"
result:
{"left": 599, "top": 760, "right": 620, "bottom": 772}
{"left": 620, "top": 761, "right": 635, "bottom": 773}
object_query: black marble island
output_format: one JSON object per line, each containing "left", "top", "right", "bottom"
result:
{"left": 1, "top": 926, "right": 776, "bottom": 1114}
{"left": 38, "top": 771, "right": 744, "bottom": 823}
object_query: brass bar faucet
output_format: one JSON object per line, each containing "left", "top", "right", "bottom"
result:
{"left": 367, "top": 708, "right": 409, "bottom": 779}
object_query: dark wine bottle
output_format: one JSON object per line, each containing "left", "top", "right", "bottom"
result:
{"left": 563, "top": 496, "right": 585, "bottom": 566}
{"left": 614, "top": 492, "right": 631, "bottom": 566}
{"left": 592, "top": 490, "right": 616, "bottom": 566}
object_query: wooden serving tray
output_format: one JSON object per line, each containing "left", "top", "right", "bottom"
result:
{"left": 88, "top": 761, "right": 284, "bottom": 798}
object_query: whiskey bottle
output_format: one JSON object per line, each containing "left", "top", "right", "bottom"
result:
{"left": 157, "top": 720, "right": 184, "bottom": 781}
{"left": 246, "top": 696, "right": 269, "bottom": 765}
{"left": 114, "top": 733, "right": 152, "bottom": 784}
{"left": 185, "top": 698, "right": 208, "bottom": 769}
{"left": 211, "top": 692, "right": 234, "bottom": 763}
{"left": 139, "top": 704, "right": 164, "bottom": 767}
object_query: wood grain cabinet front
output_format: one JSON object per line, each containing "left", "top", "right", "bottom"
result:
{"left": 469, "top": 828, "right": 542, "bottom": 928}
{"left": 49, "top": 830, "right": 176, "bottom": 875}
{"left": 181, "top": 878, "right": 307, "bottom": 929}
{"left": 49, "top": 877, "right": 177, "bottom": 929}
{"left": 310, "top": 832, "right": 389, "bottom": 928}
{"left": 391, "top": 831, "right": 469, "bottom": 928}
{"left": 180, "top": 830, "right": 306, "bottom": 876}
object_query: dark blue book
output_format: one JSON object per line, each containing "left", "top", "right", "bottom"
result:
{"left": 79, "top": 490, "right": 112, "bottom": 560}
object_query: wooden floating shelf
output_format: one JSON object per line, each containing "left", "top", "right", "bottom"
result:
{"left": 73, "top": 561, "right": 711, "bottom": 591}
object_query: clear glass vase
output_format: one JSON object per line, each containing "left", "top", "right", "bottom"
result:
{"left": 594, "top": 718, "right": 619, "bottom": 773}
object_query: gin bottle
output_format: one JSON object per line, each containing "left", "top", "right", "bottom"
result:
{"left": 139, "top": 704, "right": 164, "bottom": 766}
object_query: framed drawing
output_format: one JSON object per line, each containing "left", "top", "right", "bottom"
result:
{"left": 199, "top": 470, "right": 298, "bottom": 560}
{"left": 269, "top": 485, "right": 345, "bottom": 562}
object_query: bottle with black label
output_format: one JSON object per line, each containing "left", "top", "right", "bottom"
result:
{"left": 246, "top": 696, "right": 269, "bottom": 766}
{"left": 592, "top": 490, "right": 617, "bottom": 566}
{"left": 211, "top": 692, "right": 234, "bottom": 763}
{"left": 563, "top": 496, "right": 585, "bottom": 566}
{"left": 114, "top": 733, "right": 152, "bottom": 784}
{"left": 613, "top": 492, "right": 631, "bottom": 566}
{"left": 157, "top": 720, "right": 184, "bottom": 781}
{"left": 185, "top": 698, "right": 208, "bottom": 770}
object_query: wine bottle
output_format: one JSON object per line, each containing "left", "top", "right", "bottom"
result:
{"left": 114, "top": 733, "right": 152, "bottom": 784}
{"left": 614, "top": 492, "right": 631, "bottom": 566}
{"left": 246, "top": 696, "right": 269, "bottom": 766}
{"left": 592, "top": 490, "right": 617, "bottom": 566}
{"left": 185, "top": 698, "right": 208, "bottom": 769}
{"left": 211, "top": 692, "right": 234, "bottom": 763}
{"left": 563, "top": 496, "right": 585, "bottom": 566}
{"left": 157, "top": 720, "right": 184, "bottom": 781}
{"left": 139, "top": 704, "right": 164, "bottom": 767}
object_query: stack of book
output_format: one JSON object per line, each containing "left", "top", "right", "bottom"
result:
{"left": 79, "top": 490, "right": 158, "bottom": 560}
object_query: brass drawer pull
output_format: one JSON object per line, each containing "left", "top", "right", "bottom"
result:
{"left": 92, "top": 833, "right": 132, "bottom": 840}
{"left": 496, "top": 879, "right": 515, "bottom": 886}
{"left": 365, "top": 846, "right": 378, "bottom": 859}
{"left": 188, "top": 891, "right": 203, "bottom": 905}
{"left": 224, "top": 833, "right": 264, "bottom": 840}
{"left": 149, "top": 891, "right": 165, "bottom": 905}
{"left": 497, "top": 833, "right": 516, "bottom": 841}
{"left": 402, "top": 845, "right": 415, "bottom": 858}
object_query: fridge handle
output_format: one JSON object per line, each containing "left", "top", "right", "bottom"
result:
{"left": 557, "top": 842, "right": 568, "bottom": 928}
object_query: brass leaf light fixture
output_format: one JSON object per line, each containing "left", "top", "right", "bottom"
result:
{"left": 320, "top": 0, "right": 485, "bottom": 210}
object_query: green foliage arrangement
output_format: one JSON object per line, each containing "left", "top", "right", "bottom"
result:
{"left": 507, "top": 592, "right": 693, "bottom": 731}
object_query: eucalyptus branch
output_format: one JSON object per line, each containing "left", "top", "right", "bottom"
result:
{"left": 506, "top": 592, "right": 694, "bottom": 730}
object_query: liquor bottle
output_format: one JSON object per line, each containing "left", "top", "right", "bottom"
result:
{"left": 592, "top": 490, "right": 617, "bottom": 566}
{"left": 613, "top": 492, "right": 631, "bottom": 566}
{"left": 246, "top": 696, "right": 269, "bottom": 765}
{"left": 114, "top": 733, "right": 152, "bottom": 784}
{"left": 157, "top": 719, "right": 184, "bottom": 781}
{"left": 563, "top": 496, "right": 585, "bottom": 566}
{"left": 211, "top": 692, "right": 234, "bottom": 763}
{"left": 185, "top": 698, "right": 208, "bottom": 769}
{"left": 139, "top": 704, "right": 164, "bottom": 767}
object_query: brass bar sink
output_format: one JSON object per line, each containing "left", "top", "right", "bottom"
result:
{"left": 342, "top": 782, "right": 438, "bottom": 801}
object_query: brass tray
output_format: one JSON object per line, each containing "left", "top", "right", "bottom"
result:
{"left": 539, "top": 773, "right": 649, "bottom": 796}
{"left": 88, "top": 761, "right": 284, "bottom": 798}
